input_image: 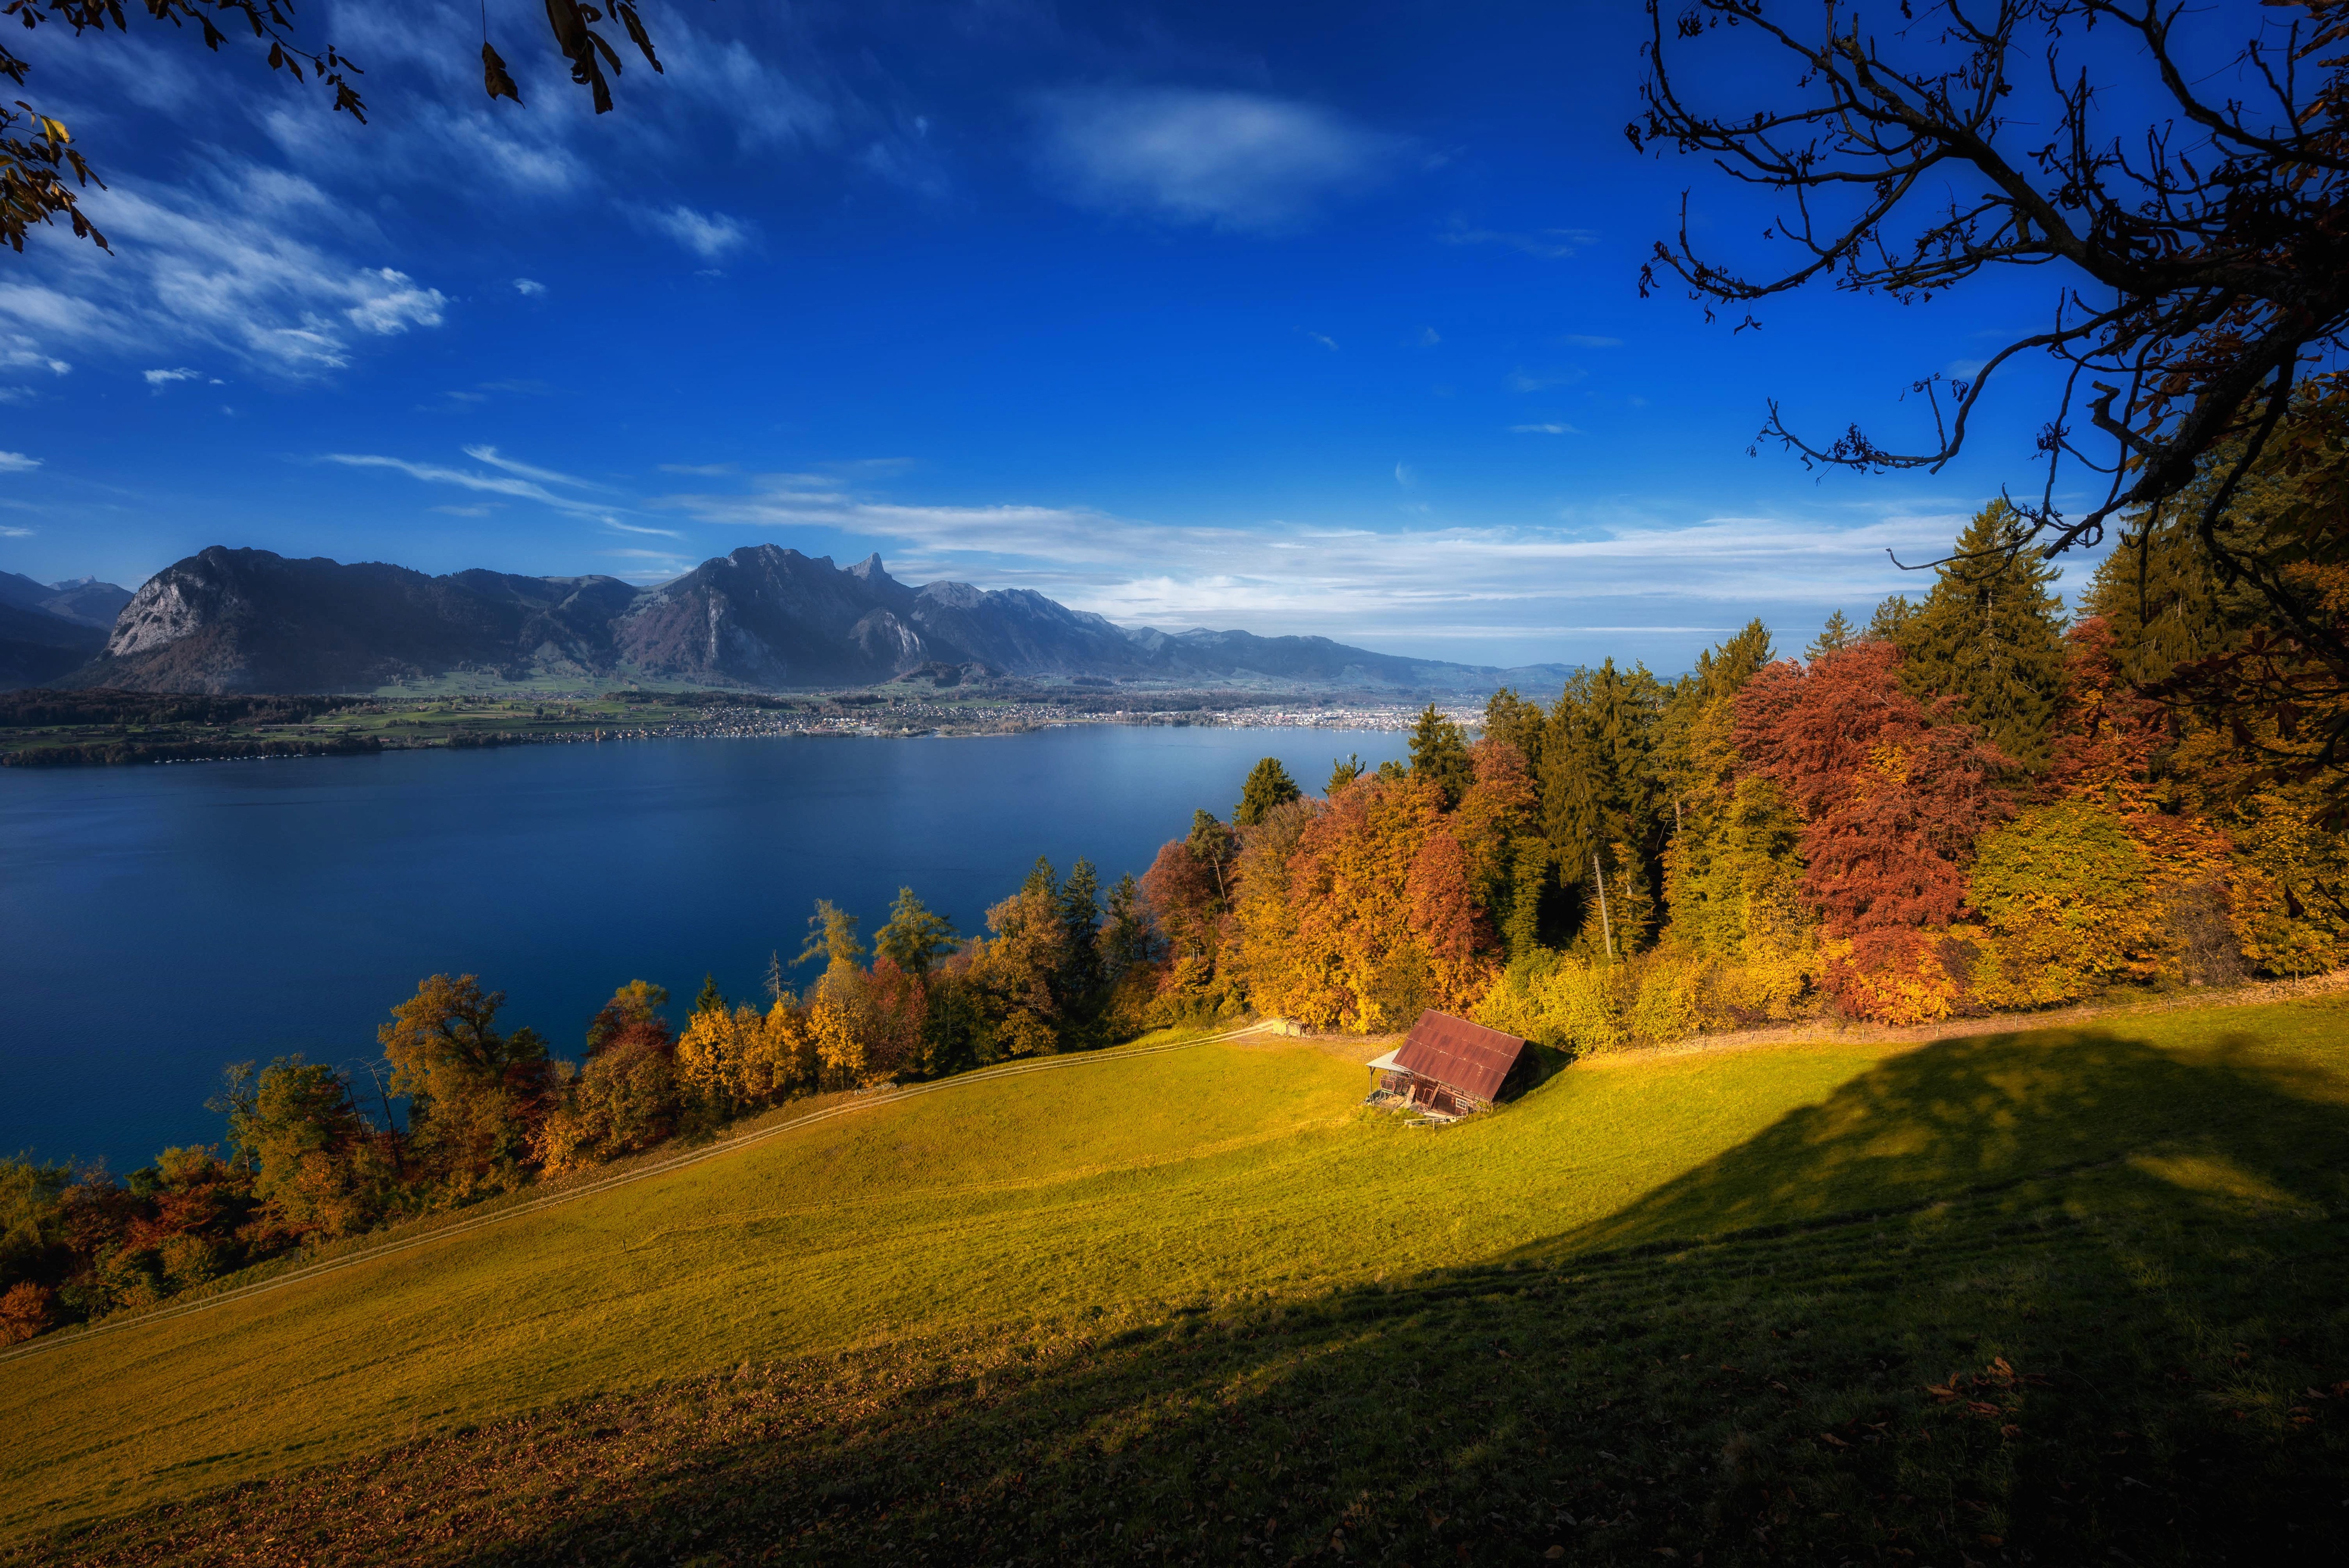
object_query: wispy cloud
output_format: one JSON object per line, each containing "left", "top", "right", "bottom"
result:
{"left": 604, "top": 519, "right": 683, "bottom": 538}
{"left": 1509, "top": 422, "right": 1583, "bottom": 435}
{"left": 631, "top": 204, "right": 754, "bottom": 259}
{"left": 3, "top": 336, "right": 70, "bottom": 377}
{"left": 0, "top": 451, "right": 41, "bottom": 472}
{"left": 1034, "top": 87, "right": 1408, "bottom": 232}
{"left": 460, "top": 444, "right": 603, "bottom": 490}
{"left": 319, "top": 450, "right": 614, "bottom": 518}
{"left": 649, "top": 468, "right": 1976, "bottom": 665}
{"left": 0, "top": 167, "right": 449, "bottom": 376}
{"left": 1307, "top": 331, "right": 1339, "bottom": 351}
{"left": 143, "top": 366, "right": 201, "bottom": 387}
{"left": 513, "top": 278, "right": 547, "bottom": 296}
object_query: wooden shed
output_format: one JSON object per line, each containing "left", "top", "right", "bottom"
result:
{"left": 1364, "top": 1011, "right": 1536, "bottom": 1119}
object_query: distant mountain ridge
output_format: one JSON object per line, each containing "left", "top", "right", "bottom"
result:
{"left": 40, "top": 545, "right": 1574, "bottom": 696}
{"left": 0, "top": 572, "right": 131, "bottom": 687}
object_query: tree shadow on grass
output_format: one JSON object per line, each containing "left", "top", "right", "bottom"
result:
{"left": 32, "top": 1029, "right": 2349, "bottom": 1568}
{"left": 1541, "top": 1026, "right": 2349, "bottom": 1256}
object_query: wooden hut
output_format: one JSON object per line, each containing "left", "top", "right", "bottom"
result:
{"left": 1363, "top": 1011, "right": 1535, "bottom": 1119}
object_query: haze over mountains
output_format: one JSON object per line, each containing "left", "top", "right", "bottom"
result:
{"left": 22, "top": 545, "right": 1573, "bottom": 696}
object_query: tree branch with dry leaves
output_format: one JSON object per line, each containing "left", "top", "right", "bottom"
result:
{"left": 1, "top": 1, "right": 678, "bottom": 254}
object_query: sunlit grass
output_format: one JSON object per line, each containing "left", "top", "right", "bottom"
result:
{"left": 4, "top": 997, "right": 2345, "bottom": 1545}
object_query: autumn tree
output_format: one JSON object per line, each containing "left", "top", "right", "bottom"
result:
{"left": 536, "top": 979, "right": 679, "bottom": 1169}
{"left": 377, "top": 973, "right": 552, "bottom": 1198}
{"left": 1734, "top": 640, "right": 2015, "bottom": 1020}
{"left": 218, "top": 1055, "right": 396, "bottom": 1237}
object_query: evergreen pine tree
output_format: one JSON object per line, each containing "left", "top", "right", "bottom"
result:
{"left": 1233, "top": 757, "right": 1302, "bottom": 825}
{"left": 1869, "top": 593, "right": 1920, "bottom": 643}
{"left": 1897, "top": 500, "right": 2070, "bottom": 767}
{"left": 1407, "top": 704, "right": 1475, "bottom": 806}
{"left": 875, "top": 887, "right": 958, "bottom": 977}
{"left": 1058, "top": 858, "right": 1104, "bottom": 1004}
{"left": 1806, "top": 609, "right": 1855, "bottom": 661}
{"left": 1326, "top": 753, "right": 1366, "bottom": 794}
{"left": 692, "top": 972, "right": 723, "bottom": 1016}
{"left": 2086, "top": 504, "right": 2246, "bottom": 681}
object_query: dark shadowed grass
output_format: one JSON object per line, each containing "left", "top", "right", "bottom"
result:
{"left": 13, "top": 1014, "right": 2347, "bottom": 1566}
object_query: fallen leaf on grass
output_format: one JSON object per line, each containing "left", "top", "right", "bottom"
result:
{"left": 1817, "top": 1431, "right": 1851, "bottom": 1448}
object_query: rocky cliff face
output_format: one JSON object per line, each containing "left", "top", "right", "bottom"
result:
{"left": 48, "top": 543, "right": 1576, "bottom": 695}
{"left": 79, "top": 548, "right": 644, "bottom": 693}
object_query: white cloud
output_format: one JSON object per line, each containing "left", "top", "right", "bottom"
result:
{"left": 0, "top": 451, "right": 41, "bottom": 472}
{"left": 1508, "top": 367, "right": 1587, "bottom": 393}
{"left": 1419, "top": 327, "right": 1441, "bottom": 346}
{"left": 632, "top": 204, "right": 754, "bottom": 260}
{"left": 0, "top": 168, "right": 450, "bottom": 376}
{"left": 460, "top": 444, "right": 602, "bottom": 489}
{"left": 143, "top": 366, "right": 201, "bottom": 387}
{"left": 513, "top": 278, "right": 547, "bottom": 296}
{"left": 2, "top": 336, "right": 70, "bottom": 376}
{"left": 1509, "top": 423, "right": 1583, "bottom": 435}
{"left": 0, "top": 524, "right": 31, "bottom": 537}
{"left": 1035, "top": 87, "right": 1407, "bottom": 232}
{"left": 342, "top": 269, "right": 446, "bottom": 335}
{"left": 604, "top": 519, "right": 683, "bottom": 538}
{"left": 1393, "top": 462, "right": 1416, "bottom": 489}
{"left": 1307, "top": 332, "right": 1339, "bottom": 351}
{"left": 321, "top": 450, "right": 613, "bottom": 518}
{"left": 648, "top": 469, "right": 1980, "bottom": 666}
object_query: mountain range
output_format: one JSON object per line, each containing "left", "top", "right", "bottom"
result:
{"left": 0, "top": 572, "right": 135, "bottom": 688}
{"left": 14, "top": 545, "right": 1573, "bottom": 696}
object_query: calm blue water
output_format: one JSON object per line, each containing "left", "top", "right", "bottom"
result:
{"left": 2, "top": 726, "right": 1410, "bottom": 1171}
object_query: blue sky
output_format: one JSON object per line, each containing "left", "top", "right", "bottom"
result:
{"left": 1, "top": 0, "right": 2258, "bottom": 669}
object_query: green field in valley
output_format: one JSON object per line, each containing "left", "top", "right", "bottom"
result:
{"left": 5, "top": 996, "right": 2347, "bottom": 1564}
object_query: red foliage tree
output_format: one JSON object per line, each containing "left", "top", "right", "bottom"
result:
{"left": 1141, "top": 837, "right": 1224, "bottom": 964}
{"left": 1734, "top": 641, "right": 2014, "bottom": 937}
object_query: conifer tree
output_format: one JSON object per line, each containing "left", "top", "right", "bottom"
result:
{"left": 1806, "top": 609, "right": 1855, "bottom": 661}
{"left": 875, "top": 888, "right": 958, "bottom": 978}
{"left": 1326, "top": 754, "right": 1366, "bottom": 794}
{"left": 1407, "top": 705, "right": 1475, "bottom": 807}
{"left": 1896, "top": 500, "right": 2069, "bottom": 768}
{"left": 1233, "top": 758, "right": 1302, "bottom": 826}
{"left": 693, "top": 973, "right": 723, "bottom": 1017}
{"left": 1058, "top": 858, "right": 1104, "bottom": 1006}
{"left": 1481, "top": 687, "right": 1548, "bottom": 780}
{"left": 1869, "top": 593, "right": 1920, "bottom": 643}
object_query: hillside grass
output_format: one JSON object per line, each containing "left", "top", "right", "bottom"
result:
{"left": 6, "top": 997, "right": 2347, "bottom": 1562}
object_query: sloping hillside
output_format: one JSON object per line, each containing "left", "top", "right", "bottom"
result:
{"left": 6, "top": 999, "right": 2346, "bottom": 1563}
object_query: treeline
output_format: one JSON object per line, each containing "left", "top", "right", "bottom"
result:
{"left": 1, "top": 861, "right": 1160, "bottom": 1347}
{"left": 2, "top": 735, "right": 384, "bottom": 767}
{"left": 1134, "top": 496, "right": 2347, "bottom": 1047}
{"left": 0, "top": 691, "right": 372, "bottom": 728}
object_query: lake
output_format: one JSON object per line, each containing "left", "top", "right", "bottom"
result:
{"left": 2, "top": 725, "right": 1410, "bottom": 1170}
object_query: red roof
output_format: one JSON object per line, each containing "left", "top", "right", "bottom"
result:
{"left": 1391, "top": 1011, "right": 1530, "bottom": 1102}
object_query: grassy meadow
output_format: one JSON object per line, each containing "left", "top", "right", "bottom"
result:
{"left": 6, "top": 995, "right": 2347, "bottom": 1563}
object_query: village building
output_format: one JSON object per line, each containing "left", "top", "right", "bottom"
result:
{"left": 1363, "top": 1011, "right": 1536, "bottom": 1119}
